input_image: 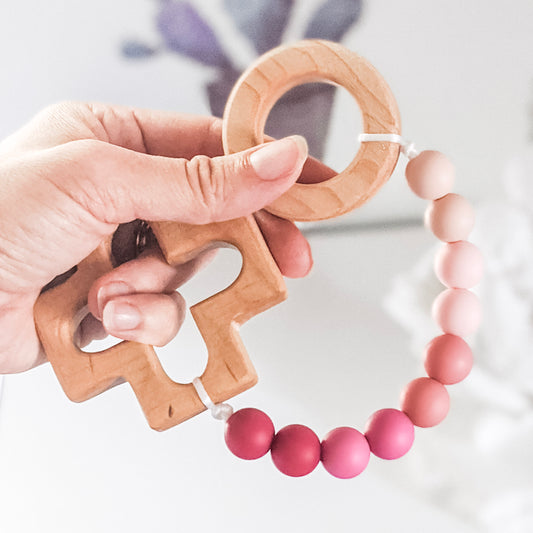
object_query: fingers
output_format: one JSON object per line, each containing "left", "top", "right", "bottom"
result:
{"left": 55, "top": 134, "right": 308, "bottom": 226}
{"left": 101, "top": 292, "right": 185, "bottom": 346}
{"left": 84, "top": 247, "right": 214, "bottom": 348}
{"left": 254, "top": 211, "right": 313, "bottom": 278}
{"left": 87, "top": 248, "right": 214, "bottom": 320}
{"left": 75, "top": 313, "right": 107, "bottom": 348}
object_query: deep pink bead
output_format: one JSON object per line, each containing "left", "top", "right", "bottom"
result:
{"left": 364, "top": 408, "right": 414, "bottom": 460}
{"left": 271, "top": 424, "right": 321, "bottom": 477}
{"left": 224, "top": 408, "right": 275, "bottom": 460}
{"left": 321, "top": 427, "right": 370, "bottom": 479}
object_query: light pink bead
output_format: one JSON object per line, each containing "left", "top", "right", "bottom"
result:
{"left": 425, "top": 193, "right": 475, "bottom": 242}
{"left": 405, "top": 150, "right": 455, "bottom": 200}
{"left": 424, "top": 334, "right": 473, "bottom": 385}
{"left": 400, "top": 377, "right": 450, "bottom": 428}
{"left": 364, "top": 408, "right": 414, "bottom": 460}
{"left": 432, "top": 288, "right": 482, "bottom": 336}
{"left": 435, "top": 241, "right": 483, "bottom": 288}
{"left": 321, "top": 427, "right": 370, "bottom": 479}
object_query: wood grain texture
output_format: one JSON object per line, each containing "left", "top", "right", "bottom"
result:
{"left": 223, "top": 39, "right": 402, "bottom": 221}
{"left": 34, "top": 216, "right": 285, "bottom": 430}
{"left": 34, "top": 40, "right": 402, "bottom": 430}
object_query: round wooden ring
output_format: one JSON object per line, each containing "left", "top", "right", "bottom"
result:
{"left": 222, "top": 40, "right": 402, "bottom": 222}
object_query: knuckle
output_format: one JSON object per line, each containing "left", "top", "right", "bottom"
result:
{"left": 184, "top": 155, "right": 227, "bottom": 223}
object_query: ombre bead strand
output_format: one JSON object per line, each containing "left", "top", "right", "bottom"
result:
{"left": 221, "top": 149, "right": 481, "bottom": 478}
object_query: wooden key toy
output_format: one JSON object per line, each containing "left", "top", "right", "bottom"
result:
{"left": 34, "top": 40, "right": 402, "bottom": 431}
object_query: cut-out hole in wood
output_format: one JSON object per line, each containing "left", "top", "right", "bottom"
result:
{"left": 265, "top": 82, "right": 363, "bottom": 175}
{"left": 156, "top": 246, "right": 243, "bottom": 384}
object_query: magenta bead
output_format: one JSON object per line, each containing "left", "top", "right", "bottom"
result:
{"left": 405, "top": 150, "right": 455, "bottom": 200}
{"left": 432, "top": 288, "right": 482, "bottom": 336}
{"left": 271, "top": 424, "right": 321, "bottom": 477}
{"left": 425, "top": 193, "right": 475, "bottom": 242}
{"left": 400, "top": 377, "right": 450, "bottom": 428}
{"left": 435, "top": 241, "right": 483, "bottom": 288}
{"left": 424, "top": 334, "right": 473, "bottom": 385}
{"left": 224, "top": 408, "right": 275, "bottom": 460}
{"left": 321, "top": 427, "right": 370, "bottom": 479}
{"left": 364, "top": 409, "right": 414, "bottom": 460}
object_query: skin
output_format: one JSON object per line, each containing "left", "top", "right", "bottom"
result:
{"left": 0, "top": 102, "right": 331, "bottom": 374}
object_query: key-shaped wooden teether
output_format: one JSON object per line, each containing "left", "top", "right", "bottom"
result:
{"left": 34, "top": 40, "right": 400, "bottom": 430}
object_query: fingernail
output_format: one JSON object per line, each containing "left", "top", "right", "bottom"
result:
{"left": 97, "top": 281, "right": 135, "bottom": 319}
{"left": 102, "top": 301, "right": 141, "bottom": 332}
{"left": 249, "top": 135, "right": 308, "bottom": 181}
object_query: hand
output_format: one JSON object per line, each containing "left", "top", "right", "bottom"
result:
{"left": 0, "top": 102, "right": 327, "bottom": 373}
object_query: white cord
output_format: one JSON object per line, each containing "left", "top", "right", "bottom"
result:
{"left": 192, "top": 377, "right": 234, "bottom": 421}
{"left": 192, "top": 134, "right": 419, "bottom": 424}
{"left": 358, "top": 133, "right": 419, "bottom": 160}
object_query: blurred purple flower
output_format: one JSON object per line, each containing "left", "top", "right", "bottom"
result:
{"left": 224, "top": 0, "right": 295, "bottom": 54}
{"left": 157, "top": 0, "right": 230, "bottom": 68}
{"left": 123, "top": 0, "right": 364, "bottom": 158}
{"left": 304, "top": 0, "right": 362, "bottom": 41}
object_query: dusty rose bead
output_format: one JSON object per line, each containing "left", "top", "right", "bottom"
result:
{"left": 364, "top": 408, "right": 414, "bottom": 460}
{"left": 271, "top": 424, "right": 321, "bottom": 477}
{"left": 400, "top": 377, "right": 450, "bottom": 428}
{"left": 224, "top": 408, "right": 275, "bottom": 460}
{"left": 435, "top": 241, "right": 483, "bottom": 288}
{"left": 425, "top": 193, "right": 475, "bottom": 242}
{"left": 432, "top": 288, "right": 481, "bottom": 337}
{"left": 321, "top": 427, "right": 370, "bottom": 479}
{"left": 424, "top": 334, "right": 473, "bottom": 385}
{"left": 405, "top": 150, "right": 455, "bottom": 200}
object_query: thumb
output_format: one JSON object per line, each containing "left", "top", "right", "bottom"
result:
{"left": 68, "top": 135, "right": 308, "bottom": 225}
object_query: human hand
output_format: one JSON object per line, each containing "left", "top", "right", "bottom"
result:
{"left": 0, "top": 102, "right": 328, "bottom": 373}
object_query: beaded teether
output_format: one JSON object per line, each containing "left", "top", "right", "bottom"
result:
{"left": 34, "top": 40, "right": 482, "bottom": 478}
{"left": 201, "top": 41, "right": 483, "bottom": 478}
{"left": 197, "top": 138, "right": 482, "bottom": 478}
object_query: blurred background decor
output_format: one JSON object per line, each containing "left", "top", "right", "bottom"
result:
{"left": 122, "top": 0, "right": 363, "bottom": 159}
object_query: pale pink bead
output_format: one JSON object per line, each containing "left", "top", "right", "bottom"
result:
{"left": 425, "top": 193, "right": 475, "bottom": 242}
{"left": 435, "top": 241, "right": 484, "bottom": 288}
{"left": 432, "top": 288, "right": 482, "bottom": 336}
{"left": 400, "top": 377, "right": 450, "bottom": 428}
{"left": 405, "top": 150, "right": 455, "bottom": 200}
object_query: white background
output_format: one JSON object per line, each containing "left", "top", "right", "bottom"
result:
{"left": 0, "top": 1, "right": 532, "bottom": 532}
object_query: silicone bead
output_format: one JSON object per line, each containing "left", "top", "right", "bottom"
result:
{"left": 364, "top": 409, "right": 414, "bottom": 460}
{"left": 321, "top": 427, "right": 370, "bottom": 479}
{"left": 424, "top": 334, "right": 473, "bottom": 385}
{"left": 435, "top": 241, "right": 483, "bottom": 288}
{"left": 425, "top": 193, "right": 475, "bottom": 242}
{"left": 432, "top": 288, "right": 481, "bottom": 337}
{"left": 271, "top": 424, "right": 321, "bottom": 477}
{"left": 405, "top": 150, "right": 455, "bottom": 200}
{"left": 224, "top": 408, "right": 275, "bottom": 460}
{"left": 400, "top": 377, "right": 450, "bottom": 428}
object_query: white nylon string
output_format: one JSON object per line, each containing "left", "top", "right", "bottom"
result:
{"left": 193, "top": 134, "right": 420, "bottom": 425}
{"left": 192, "top": 377, "right": 234, "bottom": 421}
{"left": 358, "top": 133, "right": 419, "bottom": 160}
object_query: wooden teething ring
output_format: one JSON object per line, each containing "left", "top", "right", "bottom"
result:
{"left": 223, "top": 40, "right": 402, "bottom": 221}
